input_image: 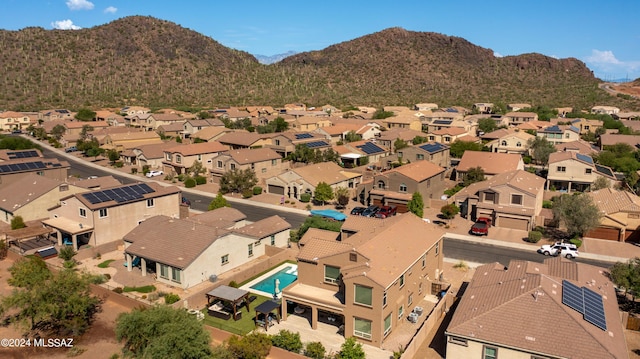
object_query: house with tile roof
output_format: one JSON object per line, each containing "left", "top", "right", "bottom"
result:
{"left": 358, "top": 160, "right": 446, "bottom": 212}
{"left": 210, "top": 148, "right": 289, "bottom": 183}
{"left": 452, "top": 170, "right": 545, "bottom": 231}
{"left": 190, "top": 126, "right": 235, "bottom": 142}
{"left": 537, "top": 125, "right": 581, "bottom": 145}
{"left": 102, "top": 131, "right": 163, "bottom": 151}
{"left": 123, "top": 211, "right": 291, "bottom": 289}
{"left": 155, "top": 122, "right": 185, "bottom": 138}
{"left": 0, "top": 157, "right": 69, "bottom": 185}
{"left": 446, "top": 257, "right": 627, "bottom": 359}
{"left": 217, "top": 131, "right": 272, "bottom": 150}
{"left": 422, "top": 116, "right": 472, "bottom": 134}
{"left": 381, "top": 114, "right": 423, "bottom": 131}
{"left": 591, "top": 105, "right": 620, "bottom": 115}
{"left": 313, "top": 123, "right": 380, "bottom": 144}
{"left": 485, "top": 129, "right": 534, "bottom": 155}
{"left": 65, "top": 175, "right": 122, "bottom": 190}
{"left": 455, "top": 151, "right": 524, "bottom": 181}
{"left": 265, "top": 162, "right": 362, "bottom": 199}
{"left": 0, "top": 111, "right": 31, "bottom": 131}
{"left": 283, "top": 213, "right": 446, "bottom": 348}
{"left": 162, "top": 141, "right": 228, "bottom": 176}
{"left": 39, "top": 109, "right": 74, "bottom": 121}
{"left": 0, "top": 174, "right": 89, "bottom": 224}
{"left": 268, "top": 131, "right": 331, "bottom": 157}
{"left": 123, "top": 142, "right": 181, "bottom": 170}
{"left": 120, "top": 106, "right": 151, "bottom": 116}
{"left": 586, "top": 188, "right": 640, "bottom": 241}
{"left": 384, "top": 141, "right": 450, "bottom": 169}
{"left": 43, "top": 182, "right": 181, "bottom": 250}
{"left": 182, "top": 118, "right": 225, "bottom": 139}
{"left": 427, "top": 127, "right": 473, "bottom": 144}
{"left": 414, "top": 103, "right": 439, "bottom": 111}
{"left": 503, "top": 111, "right": 538, "bottom": 126}
{"left": 95, "top": 110, "right": 125, "bottom": 127}
{"left": 507, "top": 103, "right": 531, "bottom": 111}
{"left": 554, "top": 139, "right": 599, "bottom": 156}
{"left": 569, "top": 117, "right": 604, "bottom": 134}
{"left": 375, "top": 128, "right": 426, "bottom": 150}
{"left": 599, "top": 134, "right": 640, "bottom": 150}
{"left": 288, "top": 116, "right": 332, "bottom": 131}
{"left": 547, "top": 151, "right": 615, "bottom": 193}
{"left": 334, "top": 140, "right": 390, "bottom": 168}
{"left": 472, "top": 103, "right": 494, "bottom": 114}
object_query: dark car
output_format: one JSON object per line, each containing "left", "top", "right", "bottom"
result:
{"left": 181, "top": 197, "right": 191, "bottom": 206}
{"left": 350, "top": 207, "right": 366, "bottom": 216}
{"left": 375, "top": 205, "right": 397, "bottom": 218}
{"left": 470, "top": 217, "right": 492, "bottom": 236}
{"left": 361, "top": 205, "right": 380, "bottom": 217}
{"left": 11, "top": 129, "right": 21, "bottom": 134}
{"left": 64, "top": 146, "right": 78, "bottom": 153}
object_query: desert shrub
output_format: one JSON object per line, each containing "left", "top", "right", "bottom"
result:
{"left": 88, "top": 274, "right": 108, "bottom": 285}
{"left": 242, "top": 189, "right": 253, "bottom": 198}
{"left": 304, "top": 341, "right": 326, "bottom": 359}
{"left": 113, "top": 161, "right": 124, "bottom": 168}
{"left": 177, "top": 174, "right": 186, "bottom": 182}
{"left": 130, "top": 168, "right": 138, "bottom": 174}
{"left": 570, "top": 238, "right": 583, "bottom": 248}
{"left": 528, "top": 231, "right": 543, "bottom": 243}
{"left": 228, "top": 280, "right": 239, "bottom": 288}
{"left": 184, "top": 178, "right": 196, "bottom": 188}
{"left": 113, "top": 287, "right": 123, "bottom": 294}
{"left": 271, "top": 330, "right": 303, "bottom": 353}
{"left": 300, "top": 193, "right": 311, "bottom": 202}
{"left": 253, "top": 186, "right": 263, "bottom": 195}
{"left": 195, "top": 175, "right": 207, "bottom": 185}
{"left": 104, "top": 273, "right": 111, "bottom": 280}
{"left": 542, "top": 200, "right": 553, "bottom": 209}
{"left": 164, "top": 293, "right": 180, "bottom": 304}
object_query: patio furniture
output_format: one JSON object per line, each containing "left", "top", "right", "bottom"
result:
{"left": 294, "top": 306, "right": 305, "bottom": 314}
{"left": 208, "top": 302, "right": 231, "bottom": 320}
{"left": 254, "top": 300, "right": 282, "bottom": 331}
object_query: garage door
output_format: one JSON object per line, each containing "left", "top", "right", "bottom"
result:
{"left": 625, "top": 230, "right": 640, "bottom": 243}
{"left": 268, "top": 185, "right": 285, "bottom": 195}
{"left": 372, "top": 198, "right": 383, "bottom": 207}
{"left": 587, "top": 226, "right": 620, "bottom": 241}
{"left": 498, "top": 217, "right": 529, "bottom": 231}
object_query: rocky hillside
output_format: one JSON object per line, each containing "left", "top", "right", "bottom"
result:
{"left": 0, "top": 17, "right": 637, "bottom": 111}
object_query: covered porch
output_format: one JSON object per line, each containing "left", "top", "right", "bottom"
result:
{"left": 5, "top": 226, "right": 54, "bottom": 255}
{"left": 41, "top": 217, "right": 94, "bottom": 250}
{"left": 206, "top": 286, "right": 252, "bottom": 321}
{"left": 281, "top": 283, "right": 345, "bottom": 332}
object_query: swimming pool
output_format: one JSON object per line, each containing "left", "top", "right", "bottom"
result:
{"left": 249, "top": 265, "right": 298, "bottom": 295}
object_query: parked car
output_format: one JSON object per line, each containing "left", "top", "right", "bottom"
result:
{"left": 470, "top": 217, "right": 492, "bottom": 236}
{"left": 375, "top": 205, "right": 397, "bottom": 218}
{"left": 361, "top": 205, "right": 380, "bottom": 217}
{"left": 146, "top": 170, "right": 163, "bottom": 178}
{"left": 350, "top": 207, "right": 366, "bottom": 216}
{"left": 11, "top": 129, "right": 21, "bottom": 134}
{"left": 64, "top": 146, "right": 78, "bottom": 153}
{"left": 538, "top": 243, "right": 579, "bottom": 259}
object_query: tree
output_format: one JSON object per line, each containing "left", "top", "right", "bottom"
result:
{"left": 219, "top": 168, "right": 258, "bottom": 194}
{"left": 449, "top": 140, "right": 483, "bottom": 158}
{"left": 7, "top": 256, "right": 51, "bottom": 290}
{"left": 412, "top": 136, "right": 428, "bottom": 145}
{"left": 197, "top": 110, "right": 212, "bottom": 119}
{"left": 293, "top": 215, "right": 344, "bottom": 242}
{"left": 107, "top": 149, "right": 120, "bottom": 164}
{"left": 188, "top": 160, "right": 205, "bottom": 176}
{"left": 314, "top": 182, "right": 334, "bottom": 205}
{"left": 609, "top": 258, "right": 640, "bottom": 298}
{"left": 337, "top": 337, "right": 365, "bottom": 359}
{"left": 592, "top": 176, "right": 610, "bottom": 190}
{"left": 272, "top": 117, "right": 289, "bottom": 132}
{"left": 50, "top": 124, "right": 66, "bottom": 141}
{"left": 271, "top": 329, "right": 303, "bottom": 353}
{"left": 74, "top": 108, "right": 96, "bottom": 121}
{"left": 478, "top": 117, "right": 497, "bottom": 133}
{"left": 304, "top": 341, "right": 326, "bottom": 359}
{"left": 552, "top": 193, "right": 602, "bottom": 237}
{"left": 372, "top": 109, "right": 394, "bottom": 119}
{"left": 226, "top": 332, "right": 272, "bottom": 359}
{"left": 334, "top": 187, "right": 350, "bottom": 208}
{"left": 116, "top": 305, "right": 212, "bottom": 359}
{"left": 440, "top": 204, "right": 460, "bottom": 219}
{"left": 394, "top": 138, "right": 408, "bottom": 152}
{"left": 463, "top": 167, "right": 485, "bottom": 187}
{"left": 527, "top": 137, "right": 556, "bottom": 167}
{"left": 208, "top": 193, "right": 231, "bottom": 210}
{"left": 79, "top": 124, "right": 94, "bottom": 141}
{"left": 10, "top": 215, "right": 25, "bottom": 230}
{"left": 344, "top": 131, "right": 361, "bottom": 143}
{"left": 407, "top": 192, "right": 424, "bottom": 218}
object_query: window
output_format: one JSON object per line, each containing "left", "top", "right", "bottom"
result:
{"left": 324, "top": 265, "right": 340, "bottom": 284}
{"left": 444, "top": 136, "right": 451, "bottom": 142}
{"left": 230, "top": 163, "right": 236, "bottom": 170}
{"left": 353, "top": 318, "right": 372, "bottom": 340}
{"left": 262, "top": 168, "right": 267, "bottom": 173}
{"left": 419, "top": 282, "right": 423, "bottom": 294}
{"left": 408, "top": 293, "right": 413, "bottom": 305}
{"left": 383, "top": 291, "right": 387, "bottom": 307}
{"left": 484, "top": 192, "right": 495, "bottom": 202}
{"left": 565, "top": 133, "right": 570, "bottom": 138}
{"left": 350, "top": 253, "right": 357, "bottom": 262}
{"left": 171, "top": 267, "right": 181, "bottom": 283}
{"left": 165, "top": 153, "right": 171, "bottom": 160}
{"left": 251, "top": 163, "right": 255, "bottom": 170}
{"left": 511, "top": 194, "right": 523, "bottom": 205}
{"left": 416, "top": 154, "right": 424, "bottom": 160}
{"left": 79, "top": 208, "right": 87, "bottom": 218}
{"left": 585, "top": 168, "right": 592, "bottom": 174}
{"left": 176, "top": 155, "right": 182, "bottom": 164}
{"left": 629, "top": 213, "right": 640, "bottom": 219}
{"left": 483, "top": 345, "right": 497, "bottom": 359}
{"left": 197, "top": 154, "right": 202, "bottom": 161}
{"left": 398, "top": 305, "right": 404, "bottom": 319}
{"left": 399, "top": 183, "right": 407, "bottom": 192}
{"left": 159, "top": 264, "right": 169, "bottom": 279}
{"left": 377, "top": 180, "right": 385, "bottom": 189}
{"left": 435, "top": 242, "right": 439, "bottom": 255}
{"left": 556, "top": 166, "right": 566, "bottom": 172}
{"left": 584, "top": 125, "right": 590, "bottom": 130}
{"left": 397, "top": 151, "right": 403, "bottom": 158}
{"left": 99, "top": 208, "right": 108, "bottom": 218}
{"left": 428, "top": 136, "right": 435, "bottom": 141}
{"left": 399, "top": 274, "right": 405, "bottom": 287}
{"left": 354, "top": 284, "right": 373, "bottom": 306}
{"left": 501, "top": 140, "right": 507, "bottom": 146}
{"left": 247, "top": 243, "right": 253, "bottom": 257}
{"left": 146, "top": 198, "right": 154, "bottom": 207}
{"left": 59, "top": 184, "right": 69, "bottom": 192}
{"left": 516, "top": 142, "right": 522, "bottom": 147}
{"left": 383, "top": 313, "right": 392, "bottom": 337}
{"left": 427, "top": 179, "right": 431, "bottom": 188}
{"left": 217, "top": 160, "right": 223, "bottom": 168}
{"left": 422, "top": 255, "right": 426, "bottom": 268}
{"left": 275, "top": 139, "right": 281, "bottom": 146}
{"left": 271, "top": 159, "right": 277, "bottom": 166}
{"left": 448, "top": 336, "right": 468, "bottom": 346}
{"left": 270, "top": 235, "right": 275, "bottom": 246}
{"left": 221, "top": 254, "right": 229, "bottom": 265}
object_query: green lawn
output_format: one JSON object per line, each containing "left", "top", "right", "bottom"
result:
{"left": 123, "top": 285, "right": 156, "bottom": 293}
{"left": 201, "top": 294, "right": 272, "bottom": 336}
{"left": 97, "top": 259, "right": 115, "bottom": 268}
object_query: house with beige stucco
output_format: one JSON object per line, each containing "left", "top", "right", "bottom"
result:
{"left": 586, "top": 188, "right": 640, "bottom": 242}
{"left": 384, "top": 142, "right": 450, "bottom": 169}
{"left": 503, "top": 111, "right": 538, "bottom": 126}
{"left": 210, "top": 148, "right": 289, "bottom": 184}
{"left": 265, "top": 162, "right": 362, "bottom": 199}
{"left": 382, "top": 114, "right": 423, "bottom": 131}
{"left": 0, "top": 156, "right": 69, "bottom": 186}
{"left": 123, "top": 208, "right": 291, "bottom": 289}
{"left": 485, "top": 129, "right": 534, "bottom": 155}
{"left": 547, "top": 151, "right": 616, "bottom": 193}
{"left": 537, "top": 125, "right": 581, "bottom": 145}
{"left": 0, "top": 111, "right": 32, "bottom": 132}
{"left": 102, "top": 131, "right": 163, "bottom": 151}
{"left": 162, "top": 141, "right": 228, "bottom": 176}
{"left": 455, "top": 151, "right": 524, "bottom": 181}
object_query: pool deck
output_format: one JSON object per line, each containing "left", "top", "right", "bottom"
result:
{"left": 240, "top": 263, "right": 298, "bottom": 298}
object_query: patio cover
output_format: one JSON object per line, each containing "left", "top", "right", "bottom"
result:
{"left": 205, "top": 286, "right": 250, "bottom": 319}
{"left": 254, "top": 299, "right": 281, "bottom": 331}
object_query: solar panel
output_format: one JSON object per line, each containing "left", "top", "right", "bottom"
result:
{"left": 420, "top": 143, "right": 446, "bottom": 153}
{"left": 583, "top": 287, "right": 607, "bottom": 331}
{"left": 295, "top": 133, "right": 313, "bottom": 139}
{"left": 137, "top": 183, "right": 155, "bottom": 194}
{"left": 543, "top": 125, "right": 562, "bottom": 133}
{"left": 433, "top": 119, "right": 452, "bottom": 125}
{"left": 595, "top": 165, "right": 613, "bottom": 178}
{"left": 0, "top": 165, "right": 10, "bottom": 173}
{"left": 357, "top": 142, "right": 383, "bottom": 155}
{"left": 305, "top": 141, "right": 329, "bottom": 149}
{"left": 82, "top": 193, "right": 101, "bottom": 204}
{"left": 575, "top": 153, "right": 594, "bottom": 164}
{"left": 562, "top": 280, "right": 584, "bottom": 314}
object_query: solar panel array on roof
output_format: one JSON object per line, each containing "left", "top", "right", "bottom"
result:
{"left": 81, "top": 183, "right": 155, "bottom": 205}
{"left": 0, "top": 161, "right": 46, "bottom": 173}
{"left": 419, "top": 143, "right": 446, "bottom": 153}
{"left": 295, "top": 133, "right": 313, "bottom": 139}
{"left": 562, "top": 280, "right": 607, "bottom": 331}
{"left": 304, "top": 141, "right": 329, "bottom": 149}
{"left": 445, "top": 108, "right": 458, "bottom": 113}
{"left": 575, "top": 153, "right": 594, "bottom": 164}
{"left": 569, "top": 126, "right": 580, "bottom": 133}
{"left": 432, "top": 119, "right": 453, "bottom": 125}
{"left": 595, "top": 165, "right": 614, "bottom": 178}
{"left": 56, "top": 109, "right": 70, "bottom": 114}
{"left": 356, "top": 142, "right": 384, "bottom": 155}
{"left": 7, "top": 150, "right": 39, "bottom": 159}
{"left": 543, "top": 125, "right": 562, "bottom": 133}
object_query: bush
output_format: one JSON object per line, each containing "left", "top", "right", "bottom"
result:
{"left": 113, "top": 287, "right": 123, "bottom": 294}
{"left": 242, "top": 189, "right": 253, "bottom": 198}
{"left": 300, "top": 193, "right": 311, "bottom": 203}
{"left": 10, "top": 216, "right": 26, "bottom": 230}
{"left": 131, "top": 168, "right": 138, "bottom": 174}
{"left": 195, "top": 176, "right": 207, "bottom": 185}
{"left": 523, "top": 156, "right": 532, "bottom": 164}
{"left": 304, "top": 341, "right": 326, "bottom": 359}
{"left": 157, "top": 291, "right": 167, "bottom": 297}
{"left": 142, "top": 165, "right": 150, "bottom": 175}
{"left": 104, "top": 273, "right": 111, "bottom": 280}
{"left": 184, "top": 178, "right": 196, "bottom": 188}
{"left": 164, "top": 293, "right": 180, "bottom": 304}
{"left": 113, "top": 161, "right": 124, "bottom": 168}
{"left": 88, "top": 274, "right": 108, "bottom": 285}
{"left": 177, "top": 174, "right": 186, "bottom": 182}
{"left": 271, "top": 330, "right": 303, "bottom": 353}
{"left": 443, "top": 185, "right": 463, "bottom": 197}
{"left": 253, "top": 186, "right": 263, "bottom": 195}
{"left": 570, "top": 238, "right": 583, "bottom": 248}
{"left": 228, "top": 280, "right": 239, "bottom": 288}
{"left": 527, "top": 231, "right": 543, "bottom": 243}
{"left": 542, "top": 200, "right": 553, "bottom": 209}
{"left": 147, "top": 292, "right": 159, "bottom": 301}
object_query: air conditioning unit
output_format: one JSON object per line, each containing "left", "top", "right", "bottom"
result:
{"left": 209, "top": 274, "right": 218, "bottom": 283}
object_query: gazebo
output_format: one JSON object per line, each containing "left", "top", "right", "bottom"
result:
{"left": 254, "top": 299, "right": 281, "bottom": 331}
{"left": 205, "top": 286, "right": 250, "bottom": 321}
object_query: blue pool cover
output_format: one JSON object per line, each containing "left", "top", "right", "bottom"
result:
{"left": 310, "top": 209, "right": 347, "bottom": 221}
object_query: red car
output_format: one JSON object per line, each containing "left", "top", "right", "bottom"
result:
{"left": 470, "top": 217, "right": 492, "bottom": 236}
{"left": 375, "top": 206, "right": 397, "bottom": 218}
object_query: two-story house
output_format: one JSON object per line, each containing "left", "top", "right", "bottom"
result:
{"left": 190, "top": 126, "right": 235, "bottom": 142}
{"left": 591, "top": 105, "right": 620, "bottom": 115}
{"left": 414, "top": 103, "right": 439, "bottom": 111}
{"left": 382, "top": 114, "right": 423, "bottom": 131}
{"left": 427, "top": 127, "right": 473, "bottom": 144}
{"left": 102, "top": 131, "right": 163, "bottom": 151}
{"left": 217, "top": 131, "right": 272, "bottom": 150}
{"left": 587, "top": 188, "right": 640, "bottom": 241}
{"left": 313, "top": 123, "right": 380, "bottom": 144}
{"left": 472, "top": 103, "right": 493, "bottom": 114}
{"left": 453, "top": 170, "right": 545, "bottom": 231}
{"left": 163, "top": 141, "right": 228, "bottom": 175}
{"left": 506, "top": 103, "right": 531, "bottom": 112}
{"left": 455, "top": 151, "right": 524, "bottom": 181}
{"left": 182, "top": 118, "right": 225, "bottom": 139}
{"left": 358, "top": 160, "right": 446, "bottom": 211}
{"left": 268, "top": 132, "right": 331, "bottom": 157}
{"left": 288, "top": 116, "right": 332, "bottom": 131}
{"left": 569, "top": 118, "right": 603, "bottom": 134}
{"left": 0, "top": 156, "right": 69, "bottom": 185}
{"left": 422, "top": 117, "right": 472, "bottom": 134}
{"left": 537, "top": 125, "right": 581, "bottom": 145}
{"left": 43, "top": 182, "right": 181, "bottom": 250}
{"left": 503, "top": 111, "right": 538, "bottom": 126}
{"left": 485, "top": 129, "right": 534, "bottom": 154}
{"left": 0, "top": 111, "right": 31, "bottom": 131}
{"left": 385, "top": 142, "right": 450, "bottom": 169}
{"left": 210, "top": 148, "right": 289, "bottom": 184}
{"left": 283, "top": 213, "right": 446, "bottom": 348}
{"left": 335, "top": 140, "right": 390, "bottom": 168}
{"left": 265, "top": 162, "right": 362, "bottom": 199}
{"left": 547, "top": 151, "right": 616, "bottom": 192}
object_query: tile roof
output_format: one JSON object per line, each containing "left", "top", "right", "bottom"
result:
{"left": 66, "top": 175, "right": 121, "bottom": 189}
{"left": 456, "top": 151, "right": 523, "bottom": 175}
{"left": 454, "top": 169, "right": 545, "bottom": 200}
{"left": 157, "top": 122, "right": 185, "bottom": 132}
{"left": 588, "top": 188, "right": 640, "bottom": 215}
{"left": 600, "top": 134, "right": 640, "bottom": 147}
{"left": 0, "top": 174, "right": 61, "bottom": 213}
{"left": 106, "top": 131, "right": 161, "bottom": 141}
{"left": 191, "top": 126, "right": 234, "bottom": 140}
{"left": 430, "top": 127, "right": 467, "bottom": 136}
{"left": 297, "top": 234, "right": 353, "bottom": 263}
{"left": 232, "top": 215, "right": 291, "bottom": 239}
{"left": 75, "top": 182, "right": 180, "bottom": 210}
{"left": 217, "top": 131, "right": 265, "bottom": 146}
{"left": 223, "top": 148, "right": 281, "bottom": 164}
{"left": 290, "top": 162, "right": 362, "bottom": 186}
{"left": 555, "top": 140, "right": 599, "bottom": 155}
{"left": 384, "top": 160, "right": 445, "bottom": 182}
{"left": 299, "top": 227, "right": 340, "bottom": 246}
{"left": 165, "top": 141, "right": 228, "bottom": 156}
{"left": 189, "top": 207, "right": 247, "bottom": 226}
{"left": 133, "top": 142, "right": 182, "bottom": 160}
{"left": 446, "top": 257, "right": 626, "bottom": 359}
{"left": 65, "top": 121, "right": 109, "bottom": 129}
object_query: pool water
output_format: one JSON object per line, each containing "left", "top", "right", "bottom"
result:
{"left": 250, "top": 265, "right": 297, "bottom": 294}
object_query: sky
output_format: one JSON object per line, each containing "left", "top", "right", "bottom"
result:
{"left": 3, "top": 0, "right": 640, "bottom": 81}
